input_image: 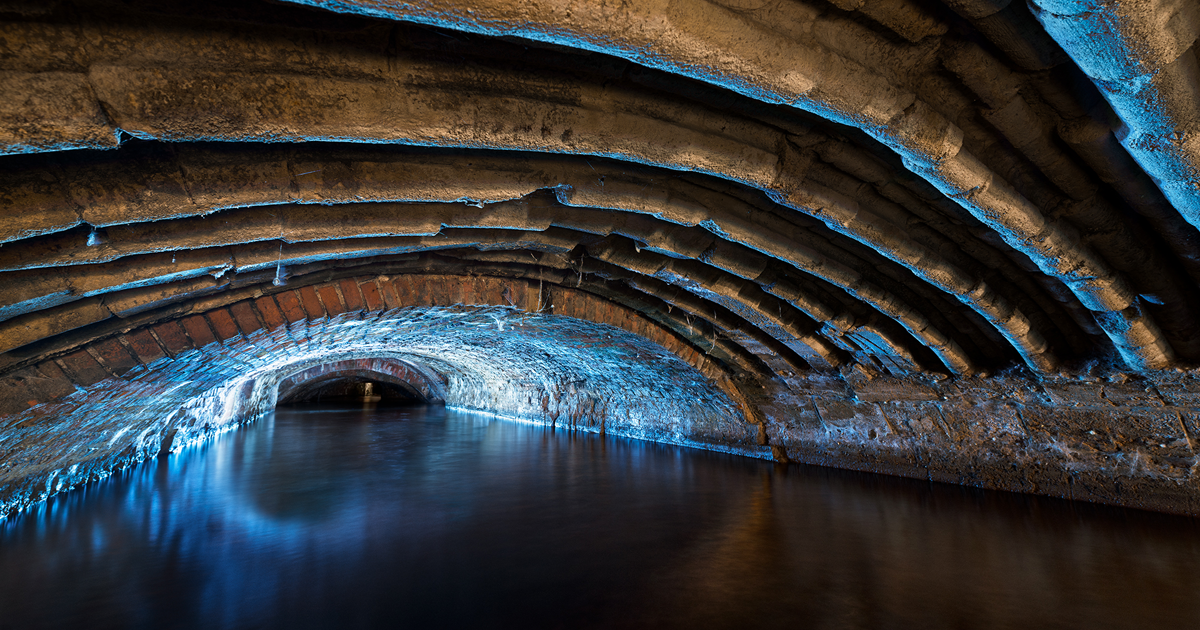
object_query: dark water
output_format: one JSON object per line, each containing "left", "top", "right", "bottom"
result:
{"left": 3, "top": 406, "right": 1200, "bottom": 629}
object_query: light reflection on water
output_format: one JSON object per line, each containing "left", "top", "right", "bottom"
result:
{"left": 2, "top": 405, "right": 1200, "bottom": 629}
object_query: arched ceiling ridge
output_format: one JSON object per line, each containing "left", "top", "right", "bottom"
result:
{"left": 2, "top": 8, "right": 1113, "bottom": 362}
{"left": 4, "top": 2, "right": 1154, "bottom": 366}
{"left": 263, "top": 0, "right": 1172, "bottom": 369}
{"left": 0, "top": 218, "right": 921, "bottom": 373}
{"left": 0, "top": 139, "right": 1064, "bottom": 373}
{"left": 1029, "top": 0, "right": 1200, "bottom": 225}
{"left": 0, "top": 244, "right": 798, "bottom": 378}
{"left": 3, "top": 0, "right": 1198, "bottom": 374}
{"left": 1, "top": 175, "right": 998, "bottom": 371}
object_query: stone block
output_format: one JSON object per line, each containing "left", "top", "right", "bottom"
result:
{"left": 123, "top": 329, "right": 166, "bottom": 365}
{"left": 1041, "top": 380, "right": 1108, "bottom": 407}
{"left": 848, "top": 375, "right": 941, "bottom": 402}
{"left": 1100, "top": 382, "right": 1165, "bottom": 408}
{"left": 1022, "top": 407, "right": 1183, "bottom": 456}
{"left": 1153, "top": 380, "right": 1200, "bottom": 408}
{"left": 0, "top": 71, "right": 118, "bottom": 155}
{"left": 0, "top": 167, "right": 79, "bottom": 244}
{"left": 886, "top": 402, "right": 953, "bottom": 443}
{"left": 812, "top": 398, "right": 895, "bottom": 440}
{"left": 941, "top": 401, "right": 1026, "bottom": 444}
{"left": 0, "top": 298, "right": 112, "bottom": 355}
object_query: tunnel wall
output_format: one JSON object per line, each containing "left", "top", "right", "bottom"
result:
{"left": 6, "top": 271, "right": 1200, "bottom": 515}
{"left": 4, "top": 0, "right": 1200, "bottom": 516}
{"left": 0, "top": 274, "right": 759, "bottom": 517}
{"left": 761, "top": 371, "right": 1200, "bottom": 514}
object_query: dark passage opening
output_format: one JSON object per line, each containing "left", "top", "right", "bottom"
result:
{"left": 277, "top": 375, "right": 425, "bottom": 407}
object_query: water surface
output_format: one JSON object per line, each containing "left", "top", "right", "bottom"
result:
{"left": 2, "top": 405, "right": 1199, "bottom": 629}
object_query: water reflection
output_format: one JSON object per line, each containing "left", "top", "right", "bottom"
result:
{"left": 2, "top": 406, "right": 1199, "bottom": 629}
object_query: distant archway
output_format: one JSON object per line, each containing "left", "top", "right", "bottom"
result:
{"left": 275, "top": 358, "right": 446, "bottom": 405}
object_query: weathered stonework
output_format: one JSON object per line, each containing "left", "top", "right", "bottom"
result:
{"left": 4, "top": 0, "right": 1200, "bottom": 514}
{"left": 0, "top": 296, "right": 757, "bottom": 516}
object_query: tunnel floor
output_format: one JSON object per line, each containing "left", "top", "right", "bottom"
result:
{"left": 2, "top": 407, "right": 1199, "bottom": 629}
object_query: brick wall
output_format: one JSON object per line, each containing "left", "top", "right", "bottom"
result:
{"left": 0, "top": 274, "right": 755, "bottom": 517}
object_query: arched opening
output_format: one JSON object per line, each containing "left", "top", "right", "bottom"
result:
{"left": 278, "top": 375, "right": 423, "bottom": 406}
{"left": 274, "top": 358, "right": 446, "bottom": 408}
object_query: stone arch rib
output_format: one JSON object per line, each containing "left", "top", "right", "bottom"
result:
{"left": 263, "top": 0, "right": 1172, "bottom": 369}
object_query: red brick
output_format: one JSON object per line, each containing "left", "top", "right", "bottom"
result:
{"left": 298, "top": 286, "right": 325, "bottom": 319}
{"left": 338, "top": 279, "right": 365, "bottom": 311}
{"left": 91, "top": 338, "right": 139, "bottom": 376}
{"left": 274, "top": 291, "right": 307, "bottom": 323}
{"left": 151, "top": 321, "right": 194, "bottom": 356}
{"left": 255, "top": 296, "right": 287, "bottom": 329}
{"left": 205, "top": 309, "right": 241, "bottom": 341}
{"left": 359, "top": 281, "right": 384, "bottom": 310}
{"left": 124, "top": 329, "right": 167, "bottom": 364}
{"left": 460, "top": 276, "right": 477, "bottom": 305}
{"left": 317, "top": 285, "right": 346, "bottom": 315}
{"left": 450, "top": 276, "right": 468, "bottom": 305}
{"left": 179, "top": 315, "right": 217, "bottom": 347}
{"left": 404, "top": 276, "right": 424, "bottom": 306}
{"left": 36, "top": 360, "right": 68, "bottom": 383}
{"left": 425, "top": 275, "right": 442, "bottom": 303}
{"left": 58, "top": 349, "right": 110, "bottom": 386}
{"left": 485, "top": 277, "right": 505, "bottom": 306}
{"left": 390, "top": 275, "right": 413, "bottom": 305}
{"left": 378, "top": 279, "right": 401, "bottom": 309}
{"left": 462, "top": 276, "right": 480, "bottom": 306}
{"left": 229, "top": 301, "right": 263, "bottom": 335}
{"left": 27, "top": 361, "right": 75, "bottom": 405}
{"left": 436, "top": 275, "right": 454, "bottom": 304}
{"left": 0, "top": 367, "right": 64, "bottom": 415}
{"left": 426, "top": 277, "right": 448, "bottom": 307}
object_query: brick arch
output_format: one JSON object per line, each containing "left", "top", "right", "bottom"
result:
{"left": 0, "top": 280, "right": 765, "bottom": 516}
{"left": 1, "top": 272, "right": 751, "bottom": 416}
{"left": 274, "top": 358, "right": 447, "bottom": 405}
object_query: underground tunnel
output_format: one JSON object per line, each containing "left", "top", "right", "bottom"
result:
{"left": 4, "top": 0, "right": 1200, "bottom": 625}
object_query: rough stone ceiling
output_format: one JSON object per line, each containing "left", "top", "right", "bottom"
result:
{"left": 4, "top": 0, "right": 1200, "bottom": 513}
{"left": 4, "top": 0, "right": 1199, "bottom": 381}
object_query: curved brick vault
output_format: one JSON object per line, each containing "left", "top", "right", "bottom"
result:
{"left": 4, "top": 0, "right": 1200, "bottom": 514}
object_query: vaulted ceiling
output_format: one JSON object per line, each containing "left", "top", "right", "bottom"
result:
{"left": 3, "top": 0, "right": 1199, "bottom": 383}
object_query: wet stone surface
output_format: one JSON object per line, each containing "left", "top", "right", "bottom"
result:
{"left": 2, "top": 406, "right": 1200, "bottom": 630}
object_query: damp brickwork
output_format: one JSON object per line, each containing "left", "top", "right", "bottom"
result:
{"left": 4, "top": 0, "right": 1200, "bottom": 515}
{"left": 0, "top": 274, "right": 733, "bottom": 418}
{"left": 0, "top": 303, "right": 753, "bottom": 517}
{"left": 7, "top": 270, "right": 1200, "bottom": 515}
